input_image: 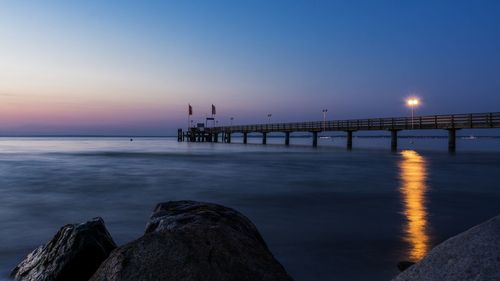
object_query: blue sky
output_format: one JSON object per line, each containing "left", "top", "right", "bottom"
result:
{"left": 0, "top": 0, "right": 499, "bottom": 135}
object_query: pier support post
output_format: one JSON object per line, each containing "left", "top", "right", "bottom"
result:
{"left": 390, "top": 130, "right": 398, "bottom": 151}
{"left": 312, "top": 131, "right": 318, "bottom": 147}
{"left": 243, "top": 132, "right": 248, "bottom": 144}
{"left": 262, "top": 132, "right": 267, "bottom": 144}
{"left": 214, "top": 133, "right": 218, "bottom": 143}
{"left": 346, "top": 131, "right": 354, "bottom": 150}
{"left": 226, "top": 132, "right": 231, "bottom": 143}
{"left": 285, "top": 132, "right": 290, "bottom": 146}
{"left": 448, "top": 129, "right": 456, "bottom": 152}
{"left": 177, "top": 129, "right": 183, "bottom": 142}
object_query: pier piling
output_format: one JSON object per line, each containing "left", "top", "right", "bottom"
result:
{"left": 243, "top": 132, "right": 248, "bottom": 144}
{"left": 312, "top": 131, "right": 318, "bottom": 147}
{"left": 285, "top": 132, "right": 290, "bottom": 146}
{"left": 177, "top": 129, "right": 183, "bottom": 142}
{"left": 346, "top": 131, "right": 353, "bottom": 150}
{"left": 390, "top": 130, "right": 398, "bottom": 151}
{"left": 262, "top": 132, "right": 267, "bottom": 144}
{"left": 448, "top": 129, "right": 457, "bottom": 152}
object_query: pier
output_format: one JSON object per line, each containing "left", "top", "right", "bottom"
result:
{"left": 178, "top": 112, "right": 500, "bottom": 152}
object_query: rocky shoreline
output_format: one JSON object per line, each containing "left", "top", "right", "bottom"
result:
{"left": 391, "top": 214, "right": 500, "bottom": 281}
{"left": 11, "top": 201, "right": 293, "bottom": 281}
{"left": 10, "top": 201, "right": 500, "bottom": 281}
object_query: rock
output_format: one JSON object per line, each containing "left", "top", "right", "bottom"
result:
{"left": 11, "top": 217, "right": 116, "bottom": 281}
{"left": 397, "top": 261, "right": 415, "bottom": 272}
{"left": 91, "top": 201, "right": 294, "bottom": 281}
{"left": 392, "top": 215, "right": 500, "bottom": 281}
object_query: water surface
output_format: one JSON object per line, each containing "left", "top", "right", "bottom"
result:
{"left": 1, "top": 137, "right": 500, "bottom": 281}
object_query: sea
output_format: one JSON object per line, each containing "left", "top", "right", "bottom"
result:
{"left": 1, "top": 135, "right": 500, "bottom": 281}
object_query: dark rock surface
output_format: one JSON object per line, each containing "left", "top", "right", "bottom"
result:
{"left": 91, "top": 200, "right": 294, "bottom": 281}
{"left": 392, "top": 215, "right": 500, "bottom": 281}
{"left": 397, "top": 261, "right": 415, "bottom": 272}
{"left": 11, "top": 217, "right": 116, "bottom": 281}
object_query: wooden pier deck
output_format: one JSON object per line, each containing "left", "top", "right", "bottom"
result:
{"left": 178, "top": 112, "right": 500, "bottom": 151}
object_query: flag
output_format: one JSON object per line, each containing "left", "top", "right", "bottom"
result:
{"left": 188, "top": 104, "right": 193, "bottom": 115}
{"left": 211, "top": 104, "right": 216, "bottom": 115}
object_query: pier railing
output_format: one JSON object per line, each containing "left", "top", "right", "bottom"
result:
{"left": 211, "top": 112, "right": 500, "bottom": 133}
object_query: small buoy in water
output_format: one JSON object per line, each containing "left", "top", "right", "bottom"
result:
{"left": 130, "top": 138, "right": 133, "bottom": 142}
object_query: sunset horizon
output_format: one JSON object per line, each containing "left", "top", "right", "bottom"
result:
{"left": 2, "top": 1, "right": 499, "bottom": 135}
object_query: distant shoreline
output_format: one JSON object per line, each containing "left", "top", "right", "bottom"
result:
{"left": 1, "top": 135, "right": 499, "bottom": 139}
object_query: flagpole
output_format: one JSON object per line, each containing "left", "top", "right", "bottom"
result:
{"left": 212, "top": 104, "right": 216, "bottom": 127}
{"left": 188, "top": 104, "right": 192, "bottom": 133}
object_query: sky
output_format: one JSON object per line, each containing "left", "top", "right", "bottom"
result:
{"left": 0, "top": 0, "right": 499, "bottom": 135}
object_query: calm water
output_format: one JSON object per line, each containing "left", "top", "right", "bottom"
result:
{"left": 1, "top": 137, "right": 500, "bottom": 281}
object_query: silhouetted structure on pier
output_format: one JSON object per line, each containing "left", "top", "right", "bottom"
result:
{"left": 178, "top": 112, "right": 500, "bottom": 152}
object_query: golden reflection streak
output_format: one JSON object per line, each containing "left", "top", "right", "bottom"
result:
{"left": 399, "top": 150, "right": 430, "bottom": 261}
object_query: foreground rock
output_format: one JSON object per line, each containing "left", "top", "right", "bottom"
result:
{"left": 11, "top": 217, "right": 116, "bottom": 281}
{"left": 396, "top": 261, "right": 415, "bottom": 272}
{"left": 392, "top": 215, "right": 500, "bottom": 281}
{"left": 91, "top": 200, "right": 294, "bottom": 281}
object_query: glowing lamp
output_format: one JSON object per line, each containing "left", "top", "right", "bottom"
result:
{"left": 407, "top": 98, "right": 419, "bottom": 107}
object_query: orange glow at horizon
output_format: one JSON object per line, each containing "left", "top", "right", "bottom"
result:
{"left": 0, "top": 92, "right": 186, "bottom": 126}
{"left": 399, "top": 150, "right": 430, "bottom": 261}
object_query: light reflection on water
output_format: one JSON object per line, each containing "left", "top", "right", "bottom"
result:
{"left": 399, "top": 150, "right": 430, "bottom": 261}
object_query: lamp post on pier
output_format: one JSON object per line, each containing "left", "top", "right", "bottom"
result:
{"left": 267, "top": 114, "right": 272, "bottom": 124}
{"left": 322, "top": 109, "right": 328, "bottom": 131}
{"left": 407, "top": 98, "right": 420, "bottom": 129}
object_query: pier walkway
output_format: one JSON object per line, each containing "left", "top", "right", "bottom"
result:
{"left": 178, "top": 112, "right": 500, "bottom": 151}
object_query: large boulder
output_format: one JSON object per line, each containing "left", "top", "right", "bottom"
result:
{"left": 392, "top": 215, "right": 500, "bottom": 281}
{"left": 91, "top": 200, "right": 294, "bottom": 281}
{"left": 11, "top": 217, "right": 116, "bottom": 281}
